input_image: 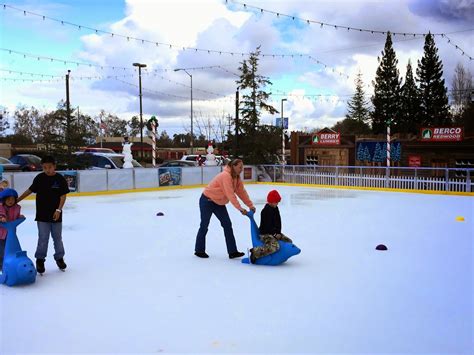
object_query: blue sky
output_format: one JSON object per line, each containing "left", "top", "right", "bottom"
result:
{"left": 1, "top": 0, "right": 473, "bottom": 137}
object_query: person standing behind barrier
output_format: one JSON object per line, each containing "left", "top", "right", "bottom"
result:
{"left": 17, "top": 156, "right": 70, "bottom": 274}
{"left": 195, "top": 159, "right": 256, "bottom": 259}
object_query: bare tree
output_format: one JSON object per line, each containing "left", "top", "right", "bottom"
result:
{"left": 185, "top": 110, "right": 232, "bottom": 143}
{"left": 451, "top": 62, "right": 473, "bottom": 116}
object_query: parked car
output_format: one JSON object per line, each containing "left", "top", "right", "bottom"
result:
{"left": 9, "top": 154, "right": 42, "bottom": 171}
{"left": 180, "top": 154, "right": 229, "bottom": 166}
{"left": 82, "top": 148, "right": 116, "bottom": 154}
{"left": 158, "top": 160, "right": 197, "bottom": 168}
{"left": 79, "top": 153, "right": 143, "bottom": 169}
{"left": 0, "top": 157, "right": 21, "bottom": 171}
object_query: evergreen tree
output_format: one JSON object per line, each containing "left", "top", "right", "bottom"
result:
{"left": 416, "top": 32, "right": 450, "bottom": 126}
{"left": 346, "top": 70, "right": 371, "bottom": 123}
{"left": 400, "top": 60, "right": 422, "bottom": 134}
{"left": 234, "top": 46, "right": 279, "bottom": 163}
{"left": 371, "top": 32, "right": 402, "bottom": 134}
{"left": 363, "top": 146, "right": 371, "bottom": 163}
{"left": 356, "top": 144, "right": 364, "bottom": 161}
{"left": 391, "top": 142, "right": 401, "bottom": 162}
{"left": 331, "top": 118, "right": 371, "bottom": 135}
{"left": 373, "top": 143, "right": 384, "bottom": 163}
{"left": 236, "top": 46, "right": 278, "bottom": 130}
{"left": 156, "top": 130, "right": 173, "bottom": 148}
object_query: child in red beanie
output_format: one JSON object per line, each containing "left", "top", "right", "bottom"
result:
{"left": 250, "top": 190, "right": 293, "bottom": 263}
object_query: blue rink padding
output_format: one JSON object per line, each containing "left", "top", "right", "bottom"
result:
{"left": 0, "top": 218, "right": 37, "bottom": 286}
{"left": 242, "top": 211, "right": 301, "bottom": 265}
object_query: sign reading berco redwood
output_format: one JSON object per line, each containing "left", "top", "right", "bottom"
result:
{"left": 420, "top": 127, "right": 463, "bottom": 142}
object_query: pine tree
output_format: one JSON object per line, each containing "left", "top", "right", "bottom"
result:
{"left": 416, "top": 32, "right": 450, "bottom": 126}
{"left": 235, "top": 46, "right": 279, "bottom": 163}
{"left": 356, "top": 144, "right": 364, "bottom": 161}
{"left": 391, "top": 142, "right": 401, "bottom": 162}
{"left": 400, "top": 60, "right": 422, "bottom": 134}
{"left": 236, "top": 46, "right": 278, "bottom": 131}
{"left": 363, "top": 146, "right": 371, "bottom": 162}
{"left": 371, "top": 32, "right": 402, "bottom": 134}
{"left": 346, "top": 70, "right": 371, "bottom": 123}
{"left": 373, "top": 143, "right": 384, "bottom": 163}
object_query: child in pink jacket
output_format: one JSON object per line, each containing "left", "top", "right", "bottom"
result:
{"left": 0, "top": 188, "right": 24, "bottom": 272}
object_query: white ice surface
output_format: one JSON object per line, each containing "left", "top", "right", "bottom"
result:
{"left": 1, "top": 185, "right": 473, "bottom": 354}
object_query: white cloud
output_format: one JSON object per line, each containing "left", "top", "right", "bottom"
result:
{"left": 2, "top": 0, "right": 473, "bottom": 139}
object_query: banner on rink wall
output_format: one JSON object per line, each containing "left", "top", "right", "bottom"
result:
{"left": 59, "top": 171, "right": 77, "bottom": 192}
{"left": 158, "top": 167, "right": 182, "bottom": 186}
{"left": 243, "top": 167, "right": 253, "bottom": 180}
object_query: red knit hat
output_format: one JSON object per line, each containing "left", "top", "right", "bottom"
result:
{"left": 267, "top": 190, "right": 281, "bottom": 204}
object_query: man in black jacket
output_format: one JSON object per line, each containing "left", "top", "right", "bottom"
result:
{"left": 250, "top": 190, "right": 292, "bottom": 263}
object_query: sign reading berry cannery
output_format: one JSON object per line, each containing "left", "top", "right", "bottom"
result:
{"left": 311, "top": 132, "right": 340, "bottom": 145}
{"left": 420, "top": 127, "right": 463, "bottom": 142}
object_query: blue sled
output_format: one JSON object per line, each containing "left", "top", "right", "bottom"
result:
{"left": 0, "top": 218, "right": 37, "bottom": 286}
{"left": 241, "top": 211, "right": 301, "bottom": 265}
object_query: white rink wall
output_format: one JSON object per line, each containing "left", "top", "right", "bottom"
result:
{"left": 1, "top": 166, "right": 258, "bottom": 194}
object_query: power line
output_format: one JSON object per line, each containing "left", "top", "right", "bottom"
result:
{"left": 0, "top": 48, "right": 134, "bottom": 71}
{"left": 0, "top": 4, "right": 350, "bottom": 77}
{"left": 227, "top": 0, "right": 473, "bottom": 60}
{"left": 115, "top": 78, "right": 234, "bottom": 102}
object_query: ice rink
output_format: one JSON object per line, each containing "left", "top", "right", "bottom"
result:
{"left": 1, "top": 184, "right": 473, "bottom": 354}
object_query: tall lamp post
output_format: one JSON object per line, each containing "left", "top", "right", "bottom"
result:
{"left": 133, "top": 62, "right": 147, "bottom": 160}
{"left": 281, "top": 98, "right": 287, "bottom": 165}
{"left": 174, "top": 68, "right": 193, "bottom": 154}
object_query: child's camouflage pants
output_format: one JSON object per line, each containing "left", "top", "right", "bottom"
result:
{"left": 252, "top": 233, "right": 293, "bottom": 259}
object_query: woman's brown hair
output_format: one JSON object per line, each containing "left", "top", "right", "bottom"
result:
{"left": 228, "top": 158, "right": 243, "bottom": 179}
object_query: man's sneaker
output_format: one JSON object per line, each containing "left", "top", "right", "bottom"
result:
{"left": 56, "top": 258, "right": 67, "bottom": 270}
{"left": 229, "top": 251, "right": 245, "bottom": 259}
{"left": 194, "top": 252, "right": 209, "bottom": 258}
{"left": 36, "top": 259, "right": 45, "bottom": 274}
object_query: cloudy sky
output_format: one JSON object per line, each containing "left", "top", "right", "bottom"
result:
{"left": 1, "top": 0, "right": 473, "bottom": 138}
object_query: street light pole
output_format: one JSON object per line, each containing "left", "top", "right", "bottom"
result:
{"left": 174, "top": 68, "right": 193, "bottom": 154}
{"left": 65, "top": 69, "right": 71, "bottom": 155}
{"left": 281, "top": 98, "right": 287, "bottom": 165}
{"left": 133, "top": 62, "right": 147, "bottom": 160}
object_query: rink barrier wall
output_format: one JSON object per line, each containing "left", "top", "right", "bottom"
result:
{"left": 4, "top": 165, "right": 474, "bottom": 198}
{"left": 3, "top": 166, "right": 258, "bottom": 199}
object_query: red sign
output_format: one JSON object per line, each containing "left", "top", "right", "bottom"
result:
{"left": 312, "top": 132, "right": 340, "bottom": 145}
{"left": 408, "top": 155, "right": 421, "bottom": 167}
{"left": 420, "top": 127, "right": 463, "bottom": 142}
{"left": 243, "top": 167, "right": 253, "bottom": 180}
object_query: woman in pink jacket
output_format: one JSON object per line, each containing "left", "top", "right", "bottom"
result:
{"left": 195, "top": 159, "right": 256, "bottom": 259}
{"left": 0, "top": 189, "right": 24, "bottom": 272}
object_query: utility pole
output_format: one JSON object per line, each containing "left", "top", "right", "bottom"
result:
{"left": 65, "top": 69, "right": 71, "bottom": 155}
{"left": 133, "top": 62, "right": 147, "bottom": 160}
{"left": 281, "top": 98, "right": 287, "bottom": 165}
{"left": 235, "top": 90, "right": 239, "bottom": 157}
{"left": 174, "top": 68, "right": 194, "bottom": 154}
